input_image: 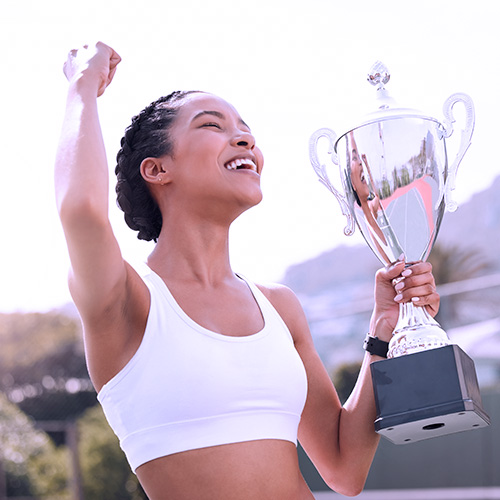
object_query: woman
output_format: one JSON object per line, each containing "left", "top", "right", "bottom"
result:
{"left": 55, "top": 42, "right": 439, "bottom": 499}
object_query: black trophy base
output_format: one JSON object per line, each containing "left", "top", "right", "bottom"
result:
{"left": 370, "top": 344, "right": 490, "bottom": 445}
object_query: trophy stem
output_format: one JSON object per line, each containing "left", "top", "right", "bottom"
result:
{"left": 388, "top": 303, "right": 451, "bottom": 358}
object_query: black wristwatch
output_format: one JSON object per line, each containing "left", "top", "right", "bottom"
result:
{"left": 363, "top": 334, "right": 389, "bottom": 358}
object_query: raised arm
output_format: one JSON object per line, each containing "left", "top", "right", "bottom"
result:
{"left": 55, "top": 43, "right": 148, "bottom": 389}
{"left": 55, "top": 42, "right": 126, "bottom": 314}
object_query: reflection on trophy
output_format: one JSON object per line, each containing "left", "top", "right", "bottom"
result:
{"left": 309, "top": 62, "right": 490, "bottom": 444}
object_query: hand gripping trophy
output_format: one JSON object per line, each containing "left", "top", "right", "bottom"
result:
{"left": 309, "top": 62, "right": 490, "bottom": 444}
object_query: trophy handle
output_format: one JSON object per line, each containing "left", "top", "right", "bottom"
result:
{"left": 441, "top": 93, "right": 475, "bottom": 212}
{"left": 309, "top": 128, "right": 356, "bottom": 236}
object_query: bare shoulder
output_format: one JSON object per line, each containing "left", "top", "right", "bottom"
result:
{"left": 255, "top": 282, "right": 311, "bottom": 345}
{"left": 255, "top": 282, "right": 300, "bottom": 310}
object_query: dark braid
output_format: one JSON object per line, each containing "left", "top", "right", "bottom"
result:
{"left": 115, "top": 90, "right": 200, "bottom": 242}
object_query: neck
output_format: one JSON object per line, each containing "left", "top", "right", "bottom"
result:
{"left": 147, "top": 215, "right": 234, "bottom": 286}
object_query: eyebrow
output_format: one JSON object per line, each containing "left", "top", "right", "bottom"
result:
{"left": 192, "top": 110, "right": 251, "bottom": 131}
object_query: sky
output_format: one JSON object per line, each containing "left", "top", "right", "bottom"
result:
{"left": 0, "top": 0, "right": 499, "bottom": 313}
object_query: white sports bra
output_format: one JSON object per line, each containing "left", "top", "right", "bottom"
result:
{"left": 97, "top": 268, "right": 308, "bottom": 472}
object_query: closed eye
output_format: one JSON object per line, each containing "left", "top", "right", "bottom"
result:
{"left": 201, "top": 122, "right": 222, "bottom": 129}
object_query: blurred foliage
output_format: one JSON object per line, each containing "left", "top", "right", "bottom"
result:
{"left": 332, "top": 361, "right": 362, "bottom": 404}
{"left": 0, "top": 392, "right": 70, "bottom": 498}
{"left": 26, "top": 444, "right": 70, "bottom": 500}
{"left": 429, "top": 243, "right": 495, "bottom": 328}
{"left": 0, "top": 309, "right": 149, "bottom": 498}
{"left": 0, "top": 311, "right": 81, "bottom": 373}
{"left": 0, "top": 311, "right": 96, "bottom": 427}
{"left": 429, "top": 243, "right": 491, "bottom": 286}
{"left": 78, "top": 405, "right": 147, "bottom": 500}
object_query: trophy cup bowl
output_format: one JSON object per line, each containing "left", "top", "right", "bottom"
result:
{"left": 309, "top": 62, "right": 490, "bottom": 443}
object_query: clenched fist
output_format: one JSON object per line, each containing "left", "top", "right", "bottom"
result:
{"left": 63, "top": 41, "right": 121, "bottom": 97}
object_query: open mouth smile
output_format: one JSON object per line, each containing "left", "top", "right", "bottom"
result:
{"left": 224, "top": 158, "right": 258, "bottom": 172}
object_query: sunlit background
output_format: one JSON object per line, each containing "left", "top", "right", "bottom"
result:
{"left": 1, "top": 0, "right": 499, "bottom": 312}
{"left": 1, "top": 2, "right": 500, "bottom": 497}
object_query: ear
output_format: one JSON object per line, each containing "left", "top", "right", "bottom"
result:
{"left": 140, "top": 157, "right": 173, "bottom": 186}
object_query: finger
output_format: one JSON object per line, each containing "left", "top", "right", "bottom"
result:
{"left": 98, "top": 45, "right": 121, "bottom": 96}
{"left": 405, "top": 261, "right": 433, "bottom": 276}
{"left": 104, "top": 46, "right": 121, "bottom": 82}
{"left": 394, "top": 282, "right": 437, "bottom": 306}
{"left": 410, "top": 289, "right": 439, "bottom": 305}
{"left": 378, "top": 256, "right": 406, "bottom": 281}
{"left": 397, "top": 272, "right": 436, "bottom": 292}
{"left": 405, "top": 282, "right": 436, "bottom": 301}
{"left": 110, "top": 49, "right": 122, "bottom": 66}
{"left": 392, "top": 261, "right": 434, "bottom": 288}
{"left": 391, "top": 276, "right": 404, "bottom": 287}
{"left": 106, "top": 68, "right": 117, "bottom": 88}
{"left": 107, "top": 55, "right": 121, "bottom": 83}
{"left": 425, "top": 295, "right": 440, "bottom": 317}
{"left": 415, "top": 291, "right": 440, "bottom": 317}
{"left": 95, "top": 41, "right": 121, "bottom": 63}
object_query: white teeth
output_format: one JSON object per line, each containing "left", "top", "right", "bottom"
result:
{"left": 225, "top": 158, "right": 257, "bottom": 171}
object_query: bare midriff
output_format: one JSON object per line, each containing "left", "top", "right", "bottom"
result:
{"left": 136, "top": 439, "right": 315, "bottom": 500}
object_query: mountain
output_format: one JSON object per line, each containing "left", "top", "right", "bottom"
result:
{"left": 283, "top": 175, "right": 500, "bottom": 296}
{"left": 438, "top": 175, "right": 500, "bottom": 257}
{"left": 282, "top": 175, "right": 500, "bottom": 375}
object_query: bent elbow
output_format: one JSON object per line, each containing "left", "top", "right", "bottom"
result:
{"left": 323, "top": 471, "right": 367, "bottom": 497}
{"left": 58, "top": 195, "right": 109, "bottom": 230}
{"left": 329, "top": 483, "right": 364, "bottom": 498}
{"left": 340, "top": 484, "right": 365, "bottom": 497}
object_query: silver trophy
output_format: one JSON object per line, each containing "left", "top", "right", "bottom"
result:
{"left": 309, "top": 62, "right": 490, "bottom": 443}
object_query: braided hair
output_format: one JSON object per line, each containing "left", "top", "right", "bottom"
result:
{"left": 115, "top": 90, "right": 200, "bottom": 242}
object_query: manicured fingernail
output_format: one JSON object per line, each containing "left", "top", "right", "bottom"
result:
{"left": 398, "top": 253, "right": 405, "bottom": 262}
{"left": 395, "top": 281, "right": 404, "bottom": 291}
{"left": 402, "top": 269, "right": 412, "bottom": 277}
{"left": 411, "top": 297, "right": 420, "bottom": 303}
{"left": 394, "top": 294, "right": 403, "bottom": 302}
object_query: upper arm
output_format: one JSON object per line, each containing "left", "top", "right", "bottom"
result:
{"left": 257, "top": 284, "right": 342, "bottom": 461}
{"left": 62, "top": 205, "right": 129, "bottom": 320}
{"left": 62, "top": 207, "right": 150, "bottom": 329}
{"left": 259, "top": 283, "right": 373, "bottom": 496}
{"left": 61, "top": 206, "right": 150, "bottom": 391}
{"left": 60, "top": 197, "right": 149, "bottom": 338}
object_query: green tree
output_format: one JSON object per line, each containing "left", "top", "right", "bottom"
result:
{"left": 428, "top": 243, "right": 492, "bottom": 328}
{"left": 332, "top": 362, "right": 362, "bottom": 404}
{"left": 0, "top": 311, "right": 81, "bottom": 374}
{"left": 78, "top": 405, "right": 147, "bottom": 500}
{"left": 0, "top": 311, "right": 96, "bottom": 431}
{"left": 0, "top": 392, "right": 70, "bottom": 499}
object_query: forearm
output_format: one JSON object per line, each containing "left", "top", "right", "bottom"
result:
{"left": 297, "top": 345, "right": 382, "bottom": 496}
{"left": 334, "top": 304, "right": 394, "bottom": 472}
{"left": 301, "top": 259, "right": 439, "bottom": 495}
{"left": 338, "top": 352, "right": 381, "bottom": 480}
{"left": 55, "top": 77, "right": 110, "bottom": 222}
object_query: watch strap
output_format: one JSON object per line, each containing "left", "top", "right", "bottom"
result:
{"left": 363, "top": 334, "right": 389, "bottom": 358}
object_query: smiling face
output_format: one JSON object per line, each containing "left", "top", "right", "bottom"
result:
{"left": 349, "top": 134, "right": 370, "bottom": 203}
{"left": 156, "top": 93, "right": 265, "bottom": 220}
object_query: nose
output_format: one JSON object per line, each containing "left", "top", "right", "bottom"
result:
{"left": 231, "top": 130, "right": 255, "bottom": 150}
